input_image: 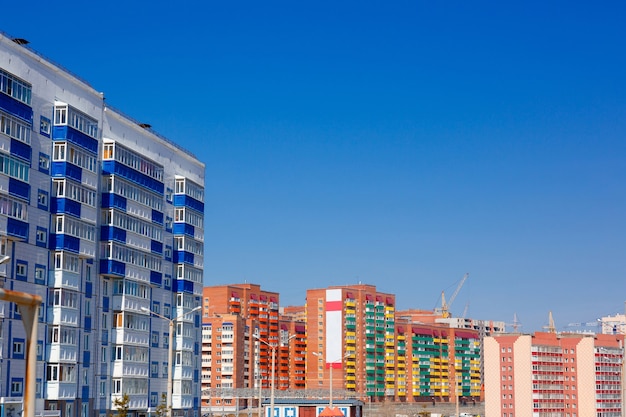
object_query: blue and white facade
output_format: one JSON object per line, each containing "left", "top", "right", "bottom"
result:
{"left": 0, "top": 33, "right": 204, "bottom": 417}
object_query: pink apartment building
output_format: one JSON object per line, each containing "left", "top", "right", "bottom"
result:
{"left": 484, "top": 331, "right": 624, "bottom": 417}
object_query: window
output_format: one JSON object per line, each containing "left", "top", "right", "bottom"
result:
{"left": 15, "top": 261, "right": 27, "bottom": 280}
{"left": 40, "top": 116, "right": 51, "bottom": 136}
{"left": 39, "top": 152, "right": 50, "bottom": 173}
{"left": 54, "top": 103, "right": 98, "bottom": 139}
{"left": 112, "top": 379, "right": 122, "bottom": 394}
{"left": 0, "top": 193, "right": 28, "bottom": 221}
{"left": 34, "top": 265, "right": 46, "bottom": 283}
{"left": 0, "top": 110, "right": 31, "bottom": 144}
{"left": 37, "top": 190, "right": 48, "bottom": 210}
{"left": 36, "top": 227, "right": 47, "bottom": 246}
{"left": 175, "top": 178, "right": 185, "bottom": 194}
{"left": 10, "top": 379, "right": 23, "bottom": 395}
{"left": 13, "top": 340, "right": 24, "bottom": 357}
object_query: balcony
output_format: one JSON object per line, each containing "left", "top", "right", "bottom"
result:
{"left": 46, "top": 382, "right": 78, "bottom": 400}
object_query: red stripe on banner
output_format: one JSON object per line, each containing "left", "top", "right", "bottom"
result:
{"left": 326, "top": 300, "right": 342, "bottom": 311}
{"left": 326, "top": 362, "right": 343, "bottom": 369}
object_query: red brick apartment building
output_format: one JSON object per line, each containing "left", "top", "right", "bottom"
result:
{"left": 484, "top": 331, "right": 624, "bottom": 417}
{"left": 201, "top": 284, "right": 306, "bottom": 411}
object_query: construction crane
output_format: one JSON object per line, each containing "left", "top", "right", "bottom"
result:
{"left": 506, "top": 313, "right": 522, "bottom": 333}
{"left": 437, "top": 272, "right": 469, "bottom": 318}
{"left": 543, "top": 311, "right": 556, "bottom": 333}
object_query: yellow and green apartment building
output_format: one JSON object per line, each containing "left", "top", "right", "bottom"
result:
{"left": 306, "top": 285, "right": 482, "bottom": 404}
{"left": 396, "top": 324, "right": 481, "bottom": 403}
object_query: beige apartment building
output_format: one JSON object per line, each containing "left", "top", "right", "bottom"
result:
{"left": 484, "top": 331, "right": 624, "bottom": 417}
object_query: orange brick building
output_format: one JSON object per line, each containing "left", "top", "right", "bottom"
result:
{"left": 201, "top": 284, "right": 306, "bottom": 412}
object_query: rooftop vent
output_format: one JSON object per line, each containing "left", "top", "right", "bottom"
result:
{"left": 138, "top": 123, "right": 152, "bottom": 129}
{"left": 12, "top": 38, "right": 29, "bottom": 46}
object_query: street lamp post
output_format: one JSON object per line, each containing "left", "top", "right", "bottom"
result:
{"left": 256, "top": 352, "right": 262, "bottom": 417}
{"left": 253, "top": 335, "right": 275, "bottom": 417}
{"left": 142, "top": 305, "right": 201, "bottom": 417}
{"left": 253, "top": 334, "right": 296, "bottom": 417}
{"left": 313, "top": 352, "right": 351, "bottom": 410}
{"left": 0, "top": 256, "right": 41, "bottom": 417}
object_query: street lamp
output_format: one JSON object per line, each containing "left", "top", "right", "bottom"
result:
{"left": 142, "top": 305, "right": 201, "bottom": 417}
{"left": 253, "top": 334, "right": 296, "bottom": 417}
{"left": 312, "top": 352, "right": 352, "bottom": 410}
{"left": 253, "top": 335, "right": 275, "bottom": 417}
{"left": 0, "top": 256, "right": 41, "bottom": 417}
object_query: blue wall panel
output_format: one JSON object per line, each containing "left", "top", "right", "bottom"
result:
{"left": 50, "top": 197, "right": 82, "bottom": 218}
{"left": 52, "top": 125, "right": 98, "bottom": 154}
{"left": 150, "top": 270, "right": 162, "bottom": 286}
{"left": 6, "top": 218, "right": 28, "bottom": 239}
{"left": 51, "top": 234, "right": 80, "bottom": 253}
{"left": 173, "top": 194, "right": 204, "bottom": 212}
{"left": 0, "top": 93, "right": 33, "bottom": 122}
{"left": 173, "top": 223, "right": 195, "bottom": 237}
{"left": 101, "top": 193, "right": 127, "bottom": 211}
{"left": 10, "top": 138, "right": 31, "bottom": 162}
{"left": 101, "top": 160, "right": 164, "bottom": 194}
{"left": 99, "top": 259, "right": 125, "bottom": 277}
{"left": 174, "top": 251, "right": 194, "bottom": 265}
{"left": 151, "top": 209, "right": 164, "bottom": 225}
{"left": 150, "top": 240, "right": 163, "bottom": 254}
{"left": 175, "top": 279, "right": 195, "bottom": 294}
{"left": 8, "top": 178, "right": 30, "bottom": 201}
{"left": 100, "top": 226, "right": 126, "bottom": 243}
{"left": 51, "top": 161, "right": 82, "bottom": 182}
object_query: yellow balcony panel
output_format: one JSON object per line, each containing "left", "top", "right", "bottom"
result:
{"left": 346, "top": 375, "right": 356, "bottom": 381}
{"left": 345, "top": 301, "right": 356, "bottom": 307}
{"left": 346, "top": 383, "right": 356, "bottom": 389}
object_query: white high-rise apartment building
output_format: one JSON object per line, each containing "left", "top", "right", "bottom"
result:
{"left": 0, "top": 33, "right": 204, "bottom": 417}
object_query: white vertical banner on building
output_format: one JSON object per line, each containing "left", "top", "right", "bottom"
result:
{"left": 325, "top": 288, "right": 343, "bottom": 367}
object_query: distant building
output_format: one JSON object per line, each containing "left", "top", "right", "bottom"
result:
{"left": 201, "top": 284, "right": 305, "bottom": 413}
{"left": 598, "top": 312, "right": 626, "bottom": 335}
{"left": 484, "top": 331, "right": 624, "bottom": 417}
{"left": 394, "top": 316, "right": 481, "bottom": 403}
{"left": 305, "top": 285, "right": 395, "bottom": 402}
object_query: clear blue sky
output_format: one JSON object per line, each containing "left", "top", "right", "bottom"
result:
{"left": 6, "top": 1, "right": 626, "bottom": 332}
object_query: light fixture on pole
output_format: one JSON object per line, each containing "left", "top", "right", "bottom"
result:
{"left": 252, "top": 334, "right": 296, "bottom": 417}
{"left": 312, "top": 352, "right": 352, "bottom": 410}
{"left": 142, "top": 305, "right": 201, "bottom": 417}
{"left": 253, "top": 335, "right": 275, "bottom": 417}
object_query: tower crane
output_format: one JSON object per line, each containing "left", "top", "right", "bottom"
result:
{"left": 543, "top": 311, "right": 556, "bottom": 333}
{"left": 437, "top": 272, "right": 469, "bottom": 318}
{"left": 505, "top": 313, "right": 522, "bottom": 333}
